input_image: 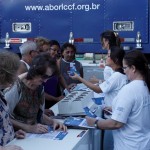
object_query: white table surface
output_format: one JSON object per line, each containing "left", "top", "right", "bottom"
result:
{"left": 8, "top": 129, "right": 90, "bottom": 150}
{"left": 8, "top": 91, "right": 102, "bottom": 150}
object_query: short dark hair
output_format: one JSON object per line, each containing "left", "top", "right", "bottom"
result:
{"left": 49, "top": 40, "right": 60, "bottom": 48}
{"left": 61, "top": 42, "right": 76, "bottom": 54}
{"left": 26, "top": 53, "right": 58, "bottom": 80}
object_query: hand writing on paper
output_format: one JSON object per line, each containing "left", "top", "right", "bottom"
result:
{"left": 52, "top": 120, "right": 67, "bottom": 132}
{"left": 30, "top": 123, "right": 48, "bottom": 134}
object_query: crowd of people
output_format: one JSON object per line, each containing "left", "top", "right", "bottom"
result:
{"left": 0, "top": 31, "right": 150, "bottom": 150}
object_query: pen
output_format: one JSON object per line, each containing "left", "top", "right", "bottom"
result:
{"left": 77, "top": 130, "right": 86, "bottom": 137}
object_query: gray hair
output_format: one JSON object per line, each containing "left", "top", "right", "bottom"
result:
{"left": 19, "top": 41, "right": 37, "bottom": 55}
{"left": 0, "top": 50, "right": 20, "bottom": 85}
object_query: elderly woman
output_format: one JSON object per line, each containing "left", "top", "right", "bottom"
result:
{"left": 0, "top": 50, "right": 25, "bottom": 150}
{"left": 5, "top": 53, "right": 67, "bottom": 134}
{"left": 86, "top": 50, "right": 150, "bottom": 150}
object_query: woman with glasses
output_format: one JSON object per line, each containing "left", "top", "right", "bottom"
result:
{"left": 43, "top": 40, "right": 65, "bottom": 109}
{"left": 5, "top": 53, "right": 67, "bottom": 134}
{"left": 48, "top": 40, "right": 61, "bottom": 59}
{"left": 86, "top": 50, "right": 150, "bottom": 150}
{"left": 35, "top": 38, "right": 67, "bottom": 113}
{"left": 0, "top": 50, "right": 25, "bottom": 150}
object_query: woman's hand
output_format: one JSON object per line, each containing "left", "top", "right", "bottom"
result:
{"left": 85, "top": 116, "right": 97, "bottom": 127}
{"left": 30, "top": 123, "right": 48, "bottom": 134}
{"left": 52, "top": 120, "right": 67, "bottom": 132}
{"left": 69, "top": 72, "right": 80, "bottom": 80}
{"left": 103, "top": 106, "right": 112, "bottom": 115}
{"left": 56, "top": 95, "right": 65, "bottom": 102}
{"left": 89, "top": 76, "right": 99, "bottom": 84}
{"left": 67, "top": 83, "right": 77, "bottom": 90}
{"left": 15, "top": 129, "right": 26, "bottom": 139}
{"left": 44, "top": 109, "right": 55, "bottom": 117}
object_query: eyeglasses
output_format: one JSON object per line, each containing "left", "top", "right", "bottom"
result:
{"left": 122, "top": 66, "right": 129, "bottom": 70}
{"left": 41, "top": 74, "right": 53, "bottom": 80}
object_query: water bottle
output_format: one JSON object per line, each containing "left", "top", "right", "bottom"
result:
{"left": 136, "top": 31, "right": 142, "bottom": 49}
{"left": 69, "top": 62, "right": 76, "bottom": 76}
{"left": 4, "top": 32, "right": 10, "bottom": 48}
{"left": 99, "top": 56, "right": 105, "bottom": 68}
{"left": 69, "top": 32, "right": 74, "bottom": 44}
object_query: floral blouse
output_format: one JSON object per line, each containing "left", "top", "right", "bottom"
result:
{"left": 0, "top": 91, "right": 14, "bottom": 146}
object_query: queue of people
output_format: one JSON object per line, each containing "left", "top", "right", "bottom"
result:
{"left": 0, "top": 30, "right": 150, "bottom": 150}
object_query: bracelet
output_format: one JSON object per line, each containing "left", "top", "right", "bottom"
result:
{"left": 94, "top": 119, "right": 99, "bottom": 128}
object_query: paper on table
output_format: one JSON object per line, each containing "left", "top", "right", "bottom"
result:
{"left": 64, "top": 117, "right": 95, "bottom": 129}
{"left": 71, "top": 83, "right": 89, "bottom": 91}
{"left": 26, "top": 126, "right": 68, "bottom": 140}
{"left": 92, "top": 97, "right": 105, "bottom": 105}
{"left": 83, "top": 107, "right": 97, "bottom": 118}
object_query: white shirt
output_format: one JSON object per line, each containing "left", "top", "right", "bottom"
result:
{"left": 20, "top": 60, "right": 30, "bottom": 70}
{"left": 103, "top": 66, "right": 114, "bottom": 80}
{"left": 111, "top": 80, "right": 150, "bottom": 150}
{"left": 100, "top": 72, "right": 127, "bottom": 107}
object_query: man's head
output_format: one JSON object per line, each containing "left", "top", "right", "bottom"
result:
{"left": 19, "top": 41, "right": 37, "bottom": 55}
{"left": 61, "top": 43, "right": 76, "bottom": 62}
{"left": 19, "top": 41, "right": 38, "bottom": 64}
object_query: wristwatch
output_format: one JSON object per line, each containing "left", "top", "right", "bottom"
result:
{"left": 94, "top": 119, "right": 99, "bottom": 128}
